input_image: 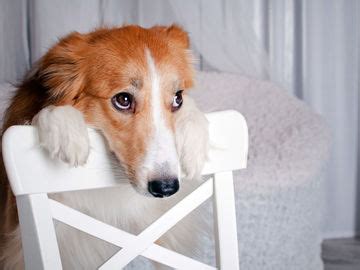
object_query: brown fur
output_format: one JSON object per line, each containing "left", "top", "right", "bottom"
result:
{"left": 0, "top": 24, "right": 194, "bottom": 266}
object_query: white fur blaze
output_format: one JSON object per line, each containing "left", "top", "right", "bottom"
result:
{"left": 144, "top": 49, "right": 179, "bottom": 179}
{"left": 32, "top": 105, "right": 90, "bottom": 167}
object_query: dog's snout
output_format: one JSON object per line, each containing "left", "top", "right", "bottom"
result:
{"left": 148, "top": 178, "right": 179, "bottom": 198}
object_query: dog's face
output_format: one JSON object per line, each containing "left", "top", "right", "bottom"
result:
{"left": 38, "top": 25, "right": 195, "bottom": 197}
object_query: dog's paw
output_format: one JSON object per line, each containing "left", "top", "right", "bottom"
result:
{"left": 175, "top": 96, "right": 209, "bottom": 181}
{"left": 32, "top": 105, "right": 90, "bottom": 167}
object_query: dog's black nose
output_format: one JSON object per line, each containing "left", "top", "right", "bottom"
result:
{"left": 148, "top": 179, "right": 179, "bottom": 198}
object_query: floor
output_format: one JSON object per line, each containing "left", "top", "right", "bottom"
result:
{"left": 322, "top": 238, "right": 360, "bottom": 270}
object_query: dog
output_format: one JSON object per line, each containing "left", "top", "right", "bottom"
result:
{"left": 0, "top": 25, "right": 209, "bottom": 269}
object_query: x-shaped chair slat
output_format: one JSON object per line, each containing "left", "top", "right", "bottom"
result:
{"left": 99, "top": 178, "right": 214, "bottom": 269}
{"left": 50, "top": 178, "right": 216, "bottom": 270}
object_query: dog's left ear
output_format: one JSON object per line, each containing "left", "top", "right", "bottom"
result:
{"left": 151, "top": 24, "right": 190, "bottom": 49}
{"left": 36, "top": 32, "right": 88, "bottom": 105}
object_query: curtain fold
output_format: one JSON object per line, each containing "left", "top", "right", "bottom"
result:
{"left": 29, "top": 0, "right": 102, "bottom": 62}
{"left": 300, "top": 0, "right": 360, "bottom": 237}
{"left": 170, "top": 0, "right": 270, "bottom": 79}
{"left": 0, "top": 0, "right": 29, "bottom": 83}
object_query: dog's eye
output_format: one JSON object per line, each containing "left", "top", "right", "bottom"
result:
{"left": 112, "top": 92, "right": 133, "bottom": 111}
{"left": 172, "top": 90, "right": 183, "bottom": 111}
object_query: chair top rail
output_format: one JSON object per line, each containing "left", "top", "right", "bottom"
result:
{"left": 3, "top": 110, "right": 248, "bottom": 196}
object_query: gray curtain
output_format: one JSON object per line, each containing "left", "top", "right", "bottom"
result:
{"left": 0, "top": 0, "right": 29, "bottom": 83}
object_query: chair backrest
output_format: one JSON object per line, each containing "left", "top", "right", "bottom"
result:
{"left": 2, "top": 110, "right": 248, "bottom": 270}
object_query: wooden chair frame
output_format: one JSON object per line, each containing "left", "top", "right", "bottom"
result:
{"left": 2, "top": 110, "right": 248, "bottom": 270}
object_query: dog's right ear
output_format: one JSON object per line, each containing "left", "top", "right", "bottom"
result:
{"left": 151, "top": 24, "right": 190, "bottom": 49}
{"left": 36, "top": 32, "right": 88, "bottom": 104}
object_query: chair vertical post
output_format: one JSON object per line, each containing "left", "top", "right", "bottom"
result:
{"left": 16, "top": 194, "right": 62, "bottom": 270}
{"left": 213, "top": 171, "right": 240, "bottom": 270}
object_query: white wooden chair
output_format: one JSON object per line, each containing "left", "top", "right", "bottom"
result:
{"left": 2, "top": 110, "right": 248, "bottom": 270}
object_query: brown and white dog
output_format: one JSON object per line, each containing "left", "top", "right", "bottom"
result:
{"left": 0, "top": 25, "right": 209, "bottom": 269}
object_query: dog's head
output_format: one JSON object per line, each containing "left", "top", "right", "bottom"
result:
{"left": 37, "top": 25, "right": 205, "bottom": 197}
